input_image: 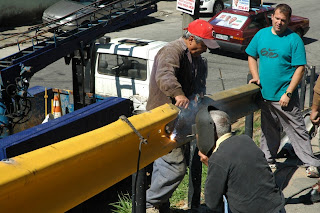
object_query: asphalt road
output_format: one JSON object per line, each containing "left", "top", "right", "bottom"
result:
{"left": 0, "top": 0, "right": 319, "bottom": 98}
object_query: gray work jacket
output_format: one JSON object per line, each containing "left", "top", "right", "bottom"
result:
{"left": 146, "top": 37, "right": 207, "bottom": 110}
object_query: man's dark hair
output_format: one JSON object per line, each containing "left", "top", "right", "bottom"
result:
{"left": 274, "top": 4, "right": 292, "bottom": 19}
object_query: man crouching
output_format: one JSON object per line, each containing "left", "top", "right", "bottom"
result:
{"left": 197, "top": 109, "right": 286, "bottom": 213}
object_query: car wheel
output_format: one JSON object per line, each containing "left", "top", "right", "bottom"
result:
{"left": 296, "top": 29, "right": 303, "bottom": 38}
{"left": 213, "top": 0, "right": 224, "bottom": 15}
{"left": 81, "top": 21, "right": 90, "bottom": 28}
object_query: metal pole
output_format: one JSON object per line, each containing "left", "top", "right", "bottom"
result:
{"left": 299, "top": 69, "right": 307, "bottom": 110}
{"left": 245, "top": 73, "right": 253, "bottom": 138}
{"left": 181, "top": 0, "right": 200, "bottom": 35}
{"left": 131, "top": 109, "right": 147, "bottom": 213}
{"left": 309, "top": 66, "right": 316, "bottom": 108}
{"left": 182, "top": 1, "right": 201, "bottom": 208}
{"left": 188, "top": 125, "right": 202, "bottom": 210}
{"left": 219, "top": 69, "right": 225, "bottom": 90}
{"left": 132, "top": 168, "right": 146, "bottom": 213}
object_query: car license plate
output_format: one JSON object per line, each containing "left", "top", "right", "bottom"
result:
{"left": 215, "top": 34, "right": 228, "bottom": 40}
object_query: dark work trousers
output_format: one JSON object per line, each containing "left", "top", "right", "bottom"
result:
{"left": 259, "top": 95, "right": 320, "bottom": 167}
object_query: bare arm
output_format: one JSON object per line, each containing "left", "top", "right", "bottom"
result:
{"left": 248, "top": 55, "right": 260, "bottom": 85}
{"left": 310, "top": 77, "right": 320, "bottom": 124}
{"left": 310, "top": 104, "right": 320, "bottom": 125}
{"left": 279, "top": 65, "right": 305, "bottom": 107}
{"left": 198, "top": 151, "right": 209, "bottom": 166}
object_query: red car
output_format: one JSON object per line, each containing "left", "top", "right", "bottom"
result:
{"left": 208, "top": 6, "right": 310, "bottom": 53}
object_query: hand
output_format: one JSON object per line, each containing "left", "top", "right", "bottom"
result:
{"left": 198, "top": 151, "right": 209, "bottom": 167}
{"left": 279, "top": 94, "right": 290, "bottom": 107}
{"left": 175, "top": 95, "right": 189, "bottom": 109}
{"left": 249, "top": 78, "right": 260, "bottom": 85}
{"left": 310, "top": 110, "right": 320, "bottom": 125}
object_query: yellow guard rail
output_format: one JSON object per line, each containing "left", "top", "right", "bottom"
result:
{"left": 0, "top": 104, "right": 179, "bottom": 213}
{"left": 0, "top": 83, "right": 261, "bottom": 212}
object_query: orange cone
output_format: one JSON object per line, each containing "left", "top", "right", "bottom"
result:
{"left": 52, "top": 95, "right": 62, "bottom": 119}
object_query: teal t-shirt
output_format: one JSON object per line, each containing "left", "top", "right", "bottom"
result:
{"left": 245, "top": 27, "right": 306, "bottom": 101}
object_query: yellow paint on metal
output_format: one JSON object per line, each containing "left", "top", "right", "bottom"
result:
{"left": 0, "top": 103, "right": 180, "bottom": 213}
{"left": 206, "top": 83, "right": 261, "bottom": 122}
{"left": 0, "top": 83, "right": 262, "bottom": 212}
{"left": 209, "top": 83, "right": 260, "bottom": 102}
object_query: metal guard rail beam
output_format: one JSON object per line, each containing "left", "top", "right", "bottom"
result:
{"left": 0, "top": 84, "right": 261, "bottom": 212}
{"left": 0, "top": 103, "right": 179, "bottom": 212}
{"left": 204, "top": 83, "right": 261, "bottom": 122}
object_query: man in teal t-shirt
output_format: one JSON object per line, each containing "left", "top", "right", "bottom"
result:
{"left": 246, "top": 3, "right": 320, "bottom": 178}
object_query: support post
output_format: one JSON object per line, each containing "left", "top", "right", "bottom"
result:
{"left": 72, "top": 43, "right": 95, "bottom": 110}
{"left": 72, "top": 58, "right": 84, "bottom": 110}
{"left": 299, "top": 69, "right": 307, "bottom": 110}
{"left": 245, "top": 73, "right": 253, "bottom": 138}
{"left": 132, "top": 168, "right": 146, "bottom": 213}
{"left": 188, "top": 125, "right": 202, "bottom": 209}
{"left": 181, "top": 0, "right": 200, "bottom": 35}
{"left": 309, "top": 66, "right": 316, "bottom": 108}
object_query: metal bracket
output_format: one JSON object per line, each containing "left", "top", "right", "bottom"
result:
{"left": 119, "top": 115, "right": 147, "bottom": 144}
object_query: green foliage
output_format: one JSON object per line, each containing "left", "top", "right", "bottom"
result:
{"left": 108, "top": 164, "right": 209, "bottom": 211}
{"left": 170, "top": 170, "right": 189, "bottom": 207}
{"left": 110, "top": 192, "right": 132, "bottom": 213}
{"left": 200, "top": 164, "right": 208, "bottom": 203}
{"left": 234, "top": 110, "right": 261, "bottom": 147}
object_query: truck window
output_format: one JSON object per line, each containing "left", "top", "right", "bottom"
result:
{"left": 97, "top": 54, "right": 148, "bottom": 81}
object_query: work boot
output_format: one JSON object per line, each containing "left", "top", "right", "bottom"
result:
{"left": 310, "top": 180, "right": 320, "bottom": 203}
{"left": 306, "top": 166, "right": 320, "bottom": 178}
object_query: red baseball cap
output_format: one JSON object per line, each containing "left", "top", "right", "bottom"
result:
{"left": 184, "top": 19, "right": 220, "bottom": 49}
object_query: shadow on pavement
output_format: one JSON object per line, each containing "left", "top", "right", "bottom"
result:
{"left": 274, "top": 157, "right": 300, "bottom": 191}
{"left": 119, "top": 16, "right": 164, "bottom": 30}
{"left": 208, "top": 48, "right": 248, "bottom": 60}
{"left": 303, "top": 37, "right": 318, "bottom": 46}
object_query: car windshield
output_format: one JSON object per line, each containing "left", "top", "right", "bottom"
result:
{"left": 209, "top": 12, "right": 248, "bottom": 29}
{"left": 98, "top": 53, "right": 148, "bottom": 81}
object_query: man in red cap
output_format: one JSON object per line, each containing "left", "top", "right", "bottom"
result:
{"left": 146, "top": 19, "right": 219, "bottom": 213}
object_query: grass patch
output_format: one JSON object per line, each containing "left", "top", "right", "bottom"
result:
{"left": 170, "top": 164, "right": 208, "bottom": 208}
{"left": 110, "top": 192, "right": 132, "bottom": 213}
{"left": 232, "top": 110, "right": 262, "bottom": 146}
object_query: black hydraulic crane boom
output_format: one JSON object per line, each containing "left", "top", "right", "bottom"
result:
{"left": 0, "top": 0, "right": 159, "bottom": 138}
{"left": 0, "top": 0, "right": 158, "bottom": 85}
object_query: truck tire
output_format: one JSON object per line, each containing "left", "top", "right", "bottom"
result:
{"left": 213, "top": 0, "right": 224, "bottom": 16}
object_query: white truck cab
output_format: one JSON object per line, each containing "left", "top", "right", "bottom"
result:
{"left": 95, "top": 38, "right": 167, "bottom": 111}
